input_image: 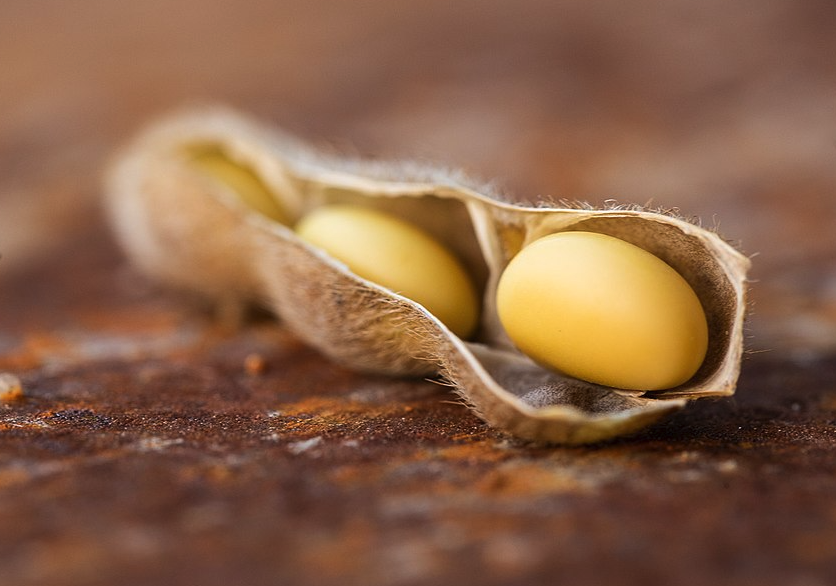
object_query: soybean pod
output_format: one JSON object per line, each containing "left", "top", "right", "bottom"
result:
{"left": 105, "top": 107, "right": 750, "bottom": 445}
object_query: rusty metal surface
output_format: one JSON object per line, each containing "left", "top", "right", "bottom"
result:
{"left": 3, "top": 1, "right": 836, "bottom": 585}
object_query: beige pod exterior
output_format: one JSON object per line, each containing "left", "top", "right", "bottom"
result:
{"left": 104, "top": 107, "right": 750, "bottom": 444}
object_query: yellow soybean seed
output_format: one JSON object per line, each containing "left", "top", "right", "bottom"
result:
{"left": 296, "top": 205, "right": 480, "bottom": 339}
{"left": 190, "top": 146, "right": 290, "bottom": 225}
{"left": 496, "top": 231, "right": 708, "bottom": 390}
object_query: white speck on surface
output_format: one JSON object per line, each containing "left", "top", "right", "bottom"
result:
{"left": 0, "top": 373, "right": 23, "bottom": 401}
{"left": 666, "top": 469, "right": 705, "bottom": 483}
{"left": 133, "top": 437, "right": 185, "bottom": 452}
{"left": 716, "top": 459, "right": 739, "bottom": 474}
{"left": 287, "top": 436, "right": 323, "bottom": 455}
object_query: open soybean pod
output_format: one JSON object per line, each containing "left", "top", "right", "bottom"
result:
{"left": 105, "top": 107, "right": 750, "bottom": 445}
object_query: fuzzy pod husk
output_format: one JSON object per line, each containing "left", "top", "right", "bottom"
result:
{"left": 105, "top": 107, "right": 750, "bottom": 445}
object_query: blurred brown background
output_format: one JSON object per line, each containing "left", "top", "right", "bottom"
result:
{"left": 3, "top": 0, "right": 836, "bottom": 350}
{"left": 2, "top": 1, "right": 836, "bottom": 585}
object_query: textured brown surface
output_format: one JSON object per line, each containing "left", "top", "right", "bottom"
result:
{"left": 3, "top": 1, "right": 836, "bottom": 585}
